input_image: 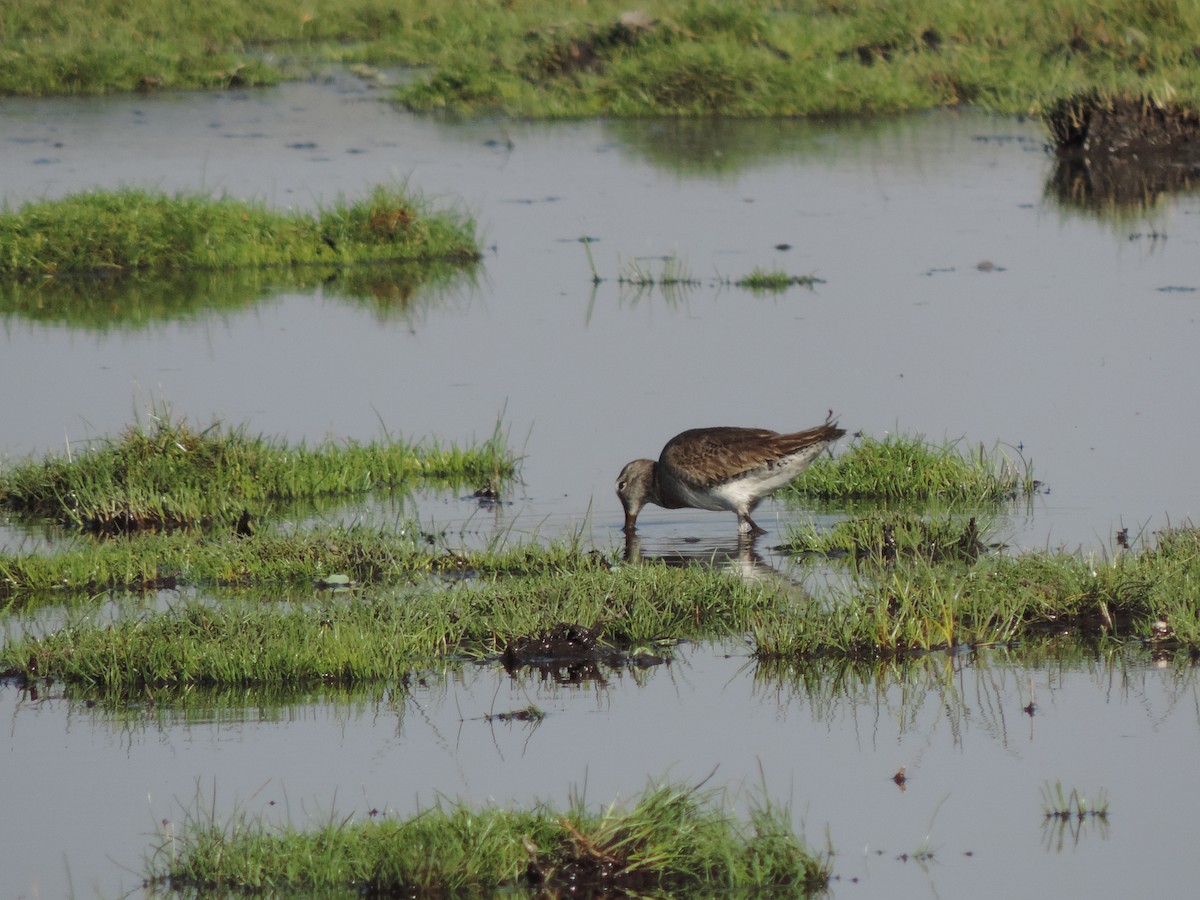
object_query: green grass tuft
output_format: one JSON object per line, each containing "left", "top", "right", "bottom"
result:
{"left": 0, "top": 528, "right": 591, "bottom": 602}
{"left": 754, "top": 526, "right": 1200, "bottom": 658}
{"left": 10, "top": 527, "right": 1200, "bottom": 688}
{"left": 780, "top": 512, "right": 988, "bottom": 563}
{"left": 735, "top": 267, "right": 822, "bottom": 292}
{"left": 0, "top": 413, "right": 515, "bottom": 534}
{"left": 5, "top": 0, "right": 1200, "bottom": 121}
{"left": 147, "top": 781, "right": 831, "bottom": 894}
{"left": 0, "top": 186, "right": 480, "bottom": 279}
{"left": 0, "top": 561, "right": 776, "bottom": 689}
{"left": 790, "top": 432, "right": 1037, "bottom": 503}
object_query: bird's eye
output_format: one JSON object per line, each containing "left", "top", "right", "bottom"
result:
{"left": 617, "top": 480, "right": 627, "bottom": 491}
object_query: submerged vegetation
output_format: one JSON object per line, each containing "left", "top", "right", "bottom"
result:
{"left": 5, "top": 0, "right": 1200, "bottom": 121}
{"left": 588, "top": 248, "right": 822, "bottom": 295}
{"left": 0, "top": 414, "right": 514, "bottom": 534}
{"left": 1, "top": 418, "right": 1195, "bottom": 677}
{"left": 148, "top": 781, "right": 830, "bottom": 895}
{"left": 1041, "top": 781, "right": 1110, "bottom": 820}
{"left": 617, "top": 253, "right": 701, "bottom": 288}
{"left": 0, "top": 186, "right": 480, "bottom": 279}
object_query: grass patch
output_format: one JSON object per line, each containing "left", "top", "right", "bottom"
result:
{"left": 0, "top": 186, "right": 480, "bottom": 280}
{"left": 0, "top": 413, "right": 515, "bottom": 534}
{"left": 9, "top": 527, "right": 1200, "bottom": 688}
{"left": 780, "top": 512, "right": 987, "bottom": 563}
{"left": 0, "top": 562, "right": 773, "bottom": 689}
{"left": 395, "top": 0, "right": 1200, "bottom": 118}
{"left": 734, "top": 267, "right": 822, "bottom": 293}
{"left": 6, "top": 0, "right": 1200, "bottom": 120}
{"left": 0, "top": 528, "right": 595, "bottom": 603}
{"left": 147, "top": 781, "right": 830, "bottom": 895}
{"left": 789, "top": 432, "right": 1037, "bottom": 503}
{"left": 754, "top": 526, "right": 1200, "bottom": 658}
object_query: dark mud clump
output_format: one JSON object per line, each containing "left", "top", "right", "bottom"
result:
{"left": 1044, "top": 93, "right": 1200, "bottom": 209}
{"left": 522, "top": 821, "right": 662, "bottom": 896}
{"left": 501, "top": 622, "right": 603, "bottom": 668}
{"left": 500, "top": 623, "right": 666, "bottom": 684}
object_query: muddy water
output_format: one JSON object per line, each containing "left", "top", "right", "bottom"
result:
{"left": 2, "top": 76, "right": 1200, "bottom": 896}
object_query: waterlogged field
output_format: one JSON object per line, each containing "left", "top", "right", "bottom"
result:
{"left": 1, "top": 76, "right": 1200, "bottom": 897}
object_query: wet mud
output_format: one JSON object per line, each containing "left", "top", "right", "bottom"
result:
{"left": 1044, "top": 93, "right": 1200, "bottom": 209}
{"left": 501, "top": 622, "right": 666, "bottom": 685}
{"left": 502, "top": 622, "right": 604, "bottom": 668}
{"left": 522, "top": 830, "right": 662, "bottom": 897}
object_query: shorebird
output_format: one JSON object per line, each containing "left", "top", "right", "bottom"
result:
{"left": 616, "top": 416, "right": 845, "bottom": 535}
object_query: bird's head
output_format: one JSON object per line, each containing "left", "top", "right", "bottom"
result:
{"left": 616, "top": 458, "right": 657, "bottom": 532}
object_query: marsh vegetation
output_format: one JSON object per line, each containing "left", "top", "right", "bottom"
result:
{"left": 7, "top": 0, "right": 1200, "bottom": 124}
{"left": 0, "top": 413, "right": 512, "bottom": 535}
{"left": 3, "top": 4, "right": 1194, "bottom": 891}
{"left": 3, "top": 417, "right": 1197, "bottom": 704}
{"left": 0, "top": 186, "right": 480, "bottom": 279}
{"left": 148, "top": 781, "right": 831, "bottom": 895}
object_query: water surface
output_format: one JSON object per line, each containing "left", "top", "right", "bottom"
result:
{"left": 2, "top": 76, "right": 1199, "bottom": 897}
{"left": 3, "top": 646, "right": 1196, "bottom": 898}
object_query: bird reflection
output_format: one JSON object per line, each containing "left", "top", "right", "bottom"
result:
{"left": 622, "top": 528, "right": 798, "bottom": 587}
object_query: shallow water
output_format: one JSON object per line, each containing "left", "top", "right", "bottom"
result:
{"left": 2, "top": 76, "right": 1198, "bottom": 554}
{"left": 3, "top": 646, "right": 1198, "bottom": 898}
{"left": 2, "top": 75, "right": 1200, "bottom": 896}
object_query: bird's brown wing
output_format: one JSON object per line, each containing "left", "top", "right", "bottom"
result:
{"left": 661, "top": 423, "right": 843, "bottom": 489}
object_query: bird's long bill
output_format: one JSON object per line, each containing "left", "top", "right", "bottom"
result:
{"left": 623, "top": 511, "right": 638, "bottom": 532}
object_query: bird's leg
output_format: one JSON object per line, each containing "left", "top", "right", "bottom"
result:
{"left": 739, "top": 513, "right": 767, "bottom": 536}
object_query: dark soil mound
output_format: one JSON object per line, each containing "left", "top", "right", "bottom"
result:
{"left": 1044, "top": 93, "right": 1200, "bottom": 208}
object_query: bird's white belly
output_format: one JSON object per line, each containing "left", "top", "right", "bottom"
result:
{"left": 670, "top": 479, "right": 737, "bottom": 512}
{"left": 694, "top": 456, "right": 818, "bottom": 511}
{"left": 672, "top": 478, "right": 764, "bottom": 513}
